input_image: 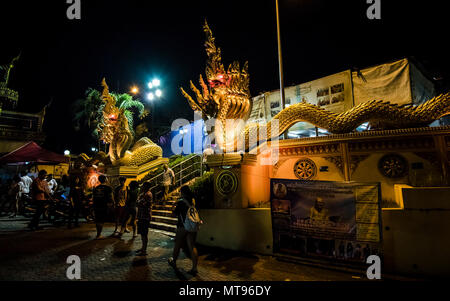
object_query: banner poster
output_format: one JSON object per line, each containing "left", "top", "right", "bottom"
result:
{"left": 247, "top": 94, "right": 267, "bottom": 124}
{"left": 409, "top": 61, "right": 436, "bottom": 105}
{"left": 264, "top": 70, "right": 353, "bottom": 120}
{"left": 270, "top": 179, "right": 382, "bottom": 263}
{"left": 265, "top": 86, "right": 298, "bottom": 119}
{"left": 352, "top": 58, "right": 412, "bottom": 106}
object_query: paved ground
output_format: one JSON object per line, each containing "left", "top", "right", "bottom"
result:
{"left": 0, "top": 216, "right": 367, "bottom": 281}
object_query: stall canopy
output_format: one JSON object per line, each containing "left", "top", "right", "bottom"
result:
{"left": 0, "top": 141, "right": 69, "bottom": 164}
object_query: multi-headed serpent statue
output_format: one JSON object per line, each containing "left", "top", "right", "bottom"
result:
{"left": 181, "top": 21, "right": 450, "bottom": 152}
{"left": 79, "top": 79, "right": 163, "bottom": 167}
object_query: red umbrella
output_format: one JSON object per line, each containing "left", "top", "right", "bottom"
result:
{"left": 0, "top": 141, "right": 69, "bottom": 164}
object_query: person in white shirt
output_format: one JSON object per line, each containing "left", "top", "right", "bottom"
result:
{"left": 47, "top": 174, "right": 58, "bottom": 195}
{"left": 162, "top": 164, "right": 175, "bottom": 202}
{"left": 202, "top": 147, "right": 214, "bottom": 172}
{"left": 20, "top": 172, "right": 32, "bottom": 195}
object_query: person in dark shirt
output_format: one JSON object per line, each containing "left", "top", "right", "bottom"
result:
{"left": 136, "top": 182, "right": 153, "bottom": 256}
{"left": 68, "top": 174, "right": 84, "bottom": 229}
{"left": 113, "top": 177, "right": 127, "bottom": 235}
{"left": 119, "top": 181, "right": 139, "bottom": 238}
{"left": 92, "top": 175, "right": 113, "bottom": 239}
{"left": 168, "top": 185, "right": 199, "bottom": 275}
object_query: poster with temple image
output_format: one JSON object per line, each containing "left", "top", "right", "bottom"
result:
{"left": 271, "top": 179, "right": 382, "bottom": 263}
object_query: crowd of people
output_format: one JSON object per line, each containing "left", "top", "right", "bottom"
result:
{"left": 0, "top": 171, "right": 61, "bottom": 219}
{"left": 0, "top": 164, "right": 200, "bottom": 275}
{"left": 90, "top": 173, "right": 198, "bottom": 274}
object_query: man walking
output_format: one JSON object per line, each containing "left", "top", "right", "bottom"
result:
{"left": 68, "top": 175, "right": 84, "bottom": 228}
{"left": 92, "top": 175, "right": 113, "bottom": 239}
{"left": 162, "top": 164, "right": 174, "bottom": 202}
{"left": 28, "top": 170, "right": 51, "bottom": 230}
{"left": 113, "top": 177, "right": 127, "bottom": 235}
{"left": 20, "top": 171, "right": 32, "bottom": 197}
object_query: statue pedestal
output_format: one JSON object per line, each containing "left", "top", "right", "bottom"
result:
{"left": 207, "top": 153, "right": 270, "bottom": 209}
{"left": 106, "top": 157, "right": 169, "bottom": 186}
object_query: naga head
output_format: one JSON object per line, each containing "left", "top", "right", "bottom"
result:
{"left": 181, "top": 21, "right": 251, "bottom": 151}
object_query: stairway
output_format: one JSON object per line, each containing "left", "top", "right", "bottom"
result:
{"left": 150, "top": 191, "right": 179, "bottom": 237}
{"left": 147, "top": 154, "right": 203, "bottom": 237}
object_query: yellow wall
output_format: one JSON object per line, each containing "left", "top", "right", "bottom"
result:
{"left": 36, "top": 163, "right": 69, "bottom": 179}
{"left": 197, "top": 208, "right": 273, "bottom": 255}
{"left": 241, "top": 162, "right": 271, "bottom": 207}
{"left": 353, "top": 152, "right": 441, "bottom": 207}
{"left": 382, "top": 186, "right": 450, "bottom": 277}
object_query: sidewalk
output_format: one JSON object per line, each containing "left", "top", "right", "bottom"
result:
{"left": 0, "top": 217, "right": 368, "bottom": 281}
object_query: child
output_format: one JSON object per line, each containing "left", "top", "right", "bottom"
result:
{"left": 136, "top": 182, "right": 153, "bottom": 256}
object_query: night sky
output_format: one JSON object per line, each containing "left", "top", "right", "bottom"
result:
{"left": 1, "top": 0, "right": 449, "bottom": 154}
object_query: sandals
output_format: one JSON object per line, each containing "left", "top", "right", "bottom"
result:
{"left": 168, "top": 257, "right": 177, "bottom": 269}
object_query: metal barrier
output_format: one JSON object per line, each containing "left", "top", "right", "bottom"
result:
{"left": 146, "top": 154, "right": 203, "bottom": 200}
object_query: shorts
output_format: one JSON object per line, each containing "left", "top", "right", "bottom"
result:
{"left": 137, "top": 220, "right": 150, "bottom": 236}
{"left": 94, "top": 208, "right": 108, "bottom": 224}
{"left": 115, "top": 206, "right": 125, "bottom": 220}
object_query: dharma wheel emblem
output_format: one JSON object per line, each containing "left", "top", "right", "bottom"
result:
{"left": 378, "top": 154, "right": 408, "bottom": 178}
{"left": 294, "top": 158, "right": 317, "bottom": 180}
{"left": 216, "top": 170, "right": 238, "bottom": 195}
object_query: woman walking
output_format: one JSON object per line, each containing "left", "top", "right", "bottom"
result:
{"left": 136, "top": 182, "right": 153, "bottom": 256}
{"left": 119, "top": 181, "right": 139, "bottom": 238}
{"left": 168, "top": 185, "right": 199, "bottom": 275}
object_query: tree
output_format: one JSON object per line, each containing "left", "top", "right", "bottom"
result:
{"left": 72, "top": 88, "right": 147, "bottom": 141}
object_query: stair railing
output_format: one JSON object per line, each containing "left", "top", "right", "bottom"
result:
{"left": 146, "top": 154, "right": 203, "bottom": 200}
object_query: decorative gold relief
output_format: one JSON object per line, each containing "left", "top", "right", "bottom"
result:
{"left": 294, "top": 158, "right": 317, "bottom": 180}
{"left": 323, "top": 156, "right": 344, "bottom": 175}
{"left": 378, "top": 153, "right": 408, "bottom": 178}
{"left": 350, "top": 154, "right": 371, "bottom": 175}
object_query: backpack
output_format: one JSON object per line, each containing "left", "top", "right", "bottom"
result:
{"left": 181, "top": 199, "right": 202, "bottom": 232}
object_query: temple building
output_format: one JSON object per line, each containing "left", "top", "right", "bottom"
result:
{"left": 0, "top": 55, "right": 46, "bottom": 154}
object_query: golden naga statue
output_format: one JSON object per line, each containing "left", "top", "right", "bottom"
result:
{"left": 246, "top": 92, "right": 450, "bottom": 146}
{"left": 181, "top": 21, "right": 251, "bottom": 150}
{"left": 96, "top": 78, "right": 163, "bottom": 166}
{"left": 182, "top": 22, "right": 450, "bottom": 152}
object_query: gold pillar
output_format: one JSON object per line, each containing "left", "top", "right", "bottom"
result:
{"left": 340, "top": 142, "right": 351, "bottom": 181}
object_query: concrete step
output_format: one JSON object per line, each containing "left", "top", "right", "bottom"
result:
{"left": 150, "top": 221, "right": 177, "bottom": 233}
{"left": 151, "top": 209, "right": 174, "bottom": 218}
{"left": 154, "top": 199, "right": 177, "bottom": 204}
{"left": 152, "top": 204, "right": 176, "bottom": 211}
{"left": 152, "top": 215, "right": 177, "bottom": 225}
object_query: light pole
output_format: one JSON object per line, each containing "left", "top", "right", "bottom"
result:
{"left": 130, "top": 78, "right": 163, "bottom": 139}
{"left": 146, "top": 79, "right": 163, "bottom": 139}
{"left": 275, "top": 0, "right": 288, "bottom": 139}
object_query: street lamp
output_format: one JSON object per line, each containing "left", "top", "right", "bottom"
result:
{"left": 145, "top": 78, "right": 164, "bottom": 138}
{"left": 152, "top": 78, "right": 160, "bottom": 87}
{"left": 275, "top": 0, "right": 287, "bottom": 139}
{"left": 131, "top": 86, "right": 139, "bottom": 94}
{"left": 64, "top": 150, "right": 70, "bottom": 155}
